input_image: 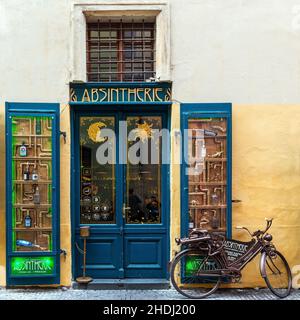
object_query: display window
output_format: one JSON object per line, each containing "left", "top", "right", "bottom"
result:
{"left": 181, "top": 104, "right": 232, "bottom": 238}
{"left": 6, "top": 103, "right": 60, "bottom": 285}
{"left": 11, "top": 116, "right": 53, "bottom": 251}
{"left": 187, "top": 117, "right": 228, "bottom": 233}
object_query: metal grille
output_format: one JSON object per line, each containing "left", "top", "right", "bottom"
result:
{"left": 86, "top": 20, "right": 156, "bottom": 82}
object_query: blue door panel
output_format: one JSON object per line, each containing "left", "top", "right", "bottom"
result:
{"left": 85, "top": 239, "right": 119, "bottom": 265}
{"left": 76, "top": 236, "right": 121, "bottom": 278}
{"left": 124, "top": 235, "right": 166, "bottom": 278}
{"left": 125, "top": 237, "right": 162, "bottom": 266}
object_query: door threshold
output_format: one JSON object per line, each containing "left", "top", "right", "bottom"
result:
{"left": 72, "top": 279, "right": 170, "bottom": 290}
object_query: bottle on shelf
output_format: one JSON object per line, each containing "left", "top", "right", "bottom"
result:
{"left": 36, "top": 118, "right": 41, "bottom": 135}
{"left": 204, "top": 129, "right": 217, "bottom": 137}
{"left": 16, "top": 239, "right": 40, "bottom": 248}
{"left": 189, "top": 209, "right": 195, "bottom": 229}
{"left": 33, "top": 185, "right": 40, "bottom": 204}
{"left": 201, "top": 143, "right": 207, "bottom": 158}
{"left": 23, "top": 162, "right": 30, "bottom": 181}
{"left": 19, "top": 142, "right": 27, "bottom": 157}
{"left": 211, "top": 193, "right": 219, "bottom": 205}
{"left": 211, "top": 211, "right": 220, "bottom": 229}
{"left": 24, "top": 210, "right": 32, "bottom": 228}
{"left": 32, "top": 168, "right": 39, "bottom": 181}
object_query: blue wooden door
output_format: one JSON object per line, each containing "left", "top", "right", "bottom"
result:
{"left": 74, "top": 111, "right": 169, "bottom": 279}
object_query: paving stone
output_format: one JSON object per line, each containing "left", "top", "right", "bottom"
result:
{"left": 0, "top": 287, "right": 299, "bottom": 300}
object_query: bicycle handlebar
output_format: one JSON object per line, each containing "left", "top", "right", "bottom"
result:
{"left": 235, "top": 218, "right": 274, "bottom": 238}
{"left": 262, "top": 217, "right": 273, "bottom": 234}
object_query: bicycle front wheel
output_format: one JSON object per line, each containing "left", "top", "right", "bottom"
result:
{"left": 261, "top": 250, "right": 292, "bottom": 298}
{"left": 170, "top": 249, "right": 222, "bottom": 299}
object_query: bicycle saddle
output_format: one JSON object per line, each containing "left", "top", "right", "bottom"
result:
{"left": 175, "top": 228, "right": 211, "bottom": 245}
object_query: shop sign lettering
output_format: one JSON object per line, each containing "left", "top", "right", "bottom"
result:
{"left": 185, "top": 256, "right": 218, "bottom": 276}
{"left": 11, "top": 257, "right": 54, "bottom": 275}
{"left": 223, "top": 240, "right": 249, "bottom": 262}
{"left": 70, "top": 83, "right": 172, "bottom": 103}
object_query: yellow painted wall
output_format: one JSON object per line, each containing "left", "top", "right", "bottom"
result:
{"left": 59, "top": 105, "right": 72, "bottom": 286}
{"left": 230, "top": 104, "right": 300, "bottom": 287}
{"left": 1, "top": 103, "right": 300, "bottom": 288}
{"left": 170, "top": 103, "right": 181, "bottom": 260}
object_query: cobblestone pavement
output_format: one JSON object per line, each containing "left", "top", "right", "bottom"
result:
{"left": 0, "top": 287, "right": 299, "bottom": 300}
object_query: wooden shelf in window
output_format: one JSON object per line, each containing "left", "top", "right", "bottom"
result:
{"left": 12, "top": 134, "right": 51, "bottom": 137}
{"left": 13, "top": 204, "right": 51, "bottom": 208}
{"left": 13, "top": 180, "right": 52, "bottom": 184}
{"left": 189, "top": 182, "right": 227, "bottom": 186}
{"left": 13, "top": 157, "right": 52, "bottom": 160}
{"left": 14, "top": 228, "right": 52, "bottom": 232}
{"left": 205, "top": 158, "right": 227, "bottom": 162}
{"left": 189, "top": 205, "right": 227, "bottom": 209}
{"left": 190, "top": 135, "right": 227, "bottom": 139}
{"left": 189, "top": 192, "right": 226, "bottom": 196}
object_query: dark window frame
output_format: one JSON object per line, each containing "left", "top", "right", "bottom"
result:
{"left": 86, "top": 19, "right": 156, "bottom": 82}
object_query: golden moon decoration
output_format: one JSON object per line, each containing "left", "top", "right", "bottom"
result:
{"left": 87, "top": 122, "right": 107, "bottom": 143}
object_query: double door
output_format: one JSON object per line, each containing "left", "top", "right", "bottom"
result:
{"left": 74, "top": 110, "right": 169, "bottom": 279}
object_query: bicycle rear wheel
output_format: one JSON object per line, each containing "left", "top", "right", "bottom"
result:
{"left": 261, "top": 250, "right": 292, "bottom": 298}
{"left": 170, "top": 249, "right": 222, "bottom": 299}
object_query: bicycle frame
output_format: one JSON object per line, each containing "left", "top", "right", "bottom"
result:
{"left": 189, "top": 239, "right": 274, "bottom": 279}
{"left": 181, "top": 238, "right": 272, "bottom": 282}
{"left": 176, "top": 219, "right": 276, "bottom": 280}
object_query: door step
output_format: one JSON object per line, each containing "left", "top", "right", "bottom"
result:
{"left": 72, "top": 279, "right": 170, "bottom": 290}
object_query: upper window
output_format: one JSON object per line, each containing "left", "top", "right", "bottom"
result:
{"left": 86, "top": 19, "right": 156, "bottom": 82}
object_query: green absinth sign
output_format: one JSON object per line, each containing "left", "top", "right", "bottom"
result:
{"left": 11, "top": 257, "right": 54, "bottom": 275}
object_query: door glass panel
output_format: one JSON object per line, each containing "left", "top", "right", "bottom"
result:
{"left": 187, "top": 118, "right": 227, "bottom": 234}
{"left": 125, "top": 116, "right": 162, "bottom": 224}
{"left": 79, "top": 117, "right": 116, "bottom": 224}
{"left": 11, "top": 116, "right": 53, "bottom": 252}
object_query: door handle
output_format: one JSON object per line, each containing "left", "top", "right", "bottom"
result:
{"left": 232, "top": 199, "right": 242, "bottom": 203}
{"left": 122, "top": 204, "right": 131, "bottom": 219}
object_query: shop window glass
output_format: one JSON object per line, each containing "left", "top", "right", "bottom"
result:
{"left": 79, "top": 117, "right": 116, "bottom": 224}
{"left": 125, "top": 116, "right": 162, "bottom": 224}
{"left": 11, "top": 116, "right": 54, "bottom": 252}
{"left": 188, "top": 118, "right": 228, "bottom": 234}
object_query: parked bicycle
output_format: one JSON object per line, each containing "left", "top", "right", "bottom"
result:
{"left": 170, "top": 218, "right": 292, "bottom": 299}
